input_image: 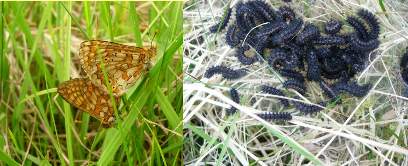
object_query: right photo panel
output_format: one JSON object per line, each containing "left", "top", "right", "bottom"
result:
{"left": 183, "top": 0, "right": 408, "bottom": 165}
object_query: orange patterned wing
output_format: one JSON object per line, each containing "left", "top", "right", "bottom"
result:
{"left": 57, "top": 78, "right": 120, "bottom": 125}
{"left": 79, "top": 40, "right": 156, "bottom": 96}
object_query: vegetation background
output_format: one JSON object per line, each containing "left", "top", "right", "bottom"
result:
{"left": 0, "top": 1, "right": 183, "bottom": 165}
{"left": 183, "top": 0, "right": 408, "bottom": 165}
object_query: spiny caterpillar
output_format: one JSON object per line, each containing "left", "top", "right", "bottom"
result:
{"left": 292, "top": 97, "right": 325, "bottom": 115}
{"left": 277, "top": 69, "right": 304, "bottom": 82}
{"left": 283, "top": 79, "right": 306, "bottom": 95}
{"left": 260, "top": 85, "right": 290, "bottom": 107}
{"left": 332, "top": 81, "right": 372, "bottom": 97}
{"left": 296, "top": 24, "right": 319, "bottom": 44}
{"left": 236, "top": 45, "right": 258, "bottom": 65}
{"left": 257, "top": 111, "right": 292, "bottom": 121}
{"left": 325, "top": 20, "right": 342, "bottom": 34}
{"left": 226, "top": 88, "right": 240, "bottom": 115}
{"left": 204, "top": 65, "right": 247, "bottom": 80}
{"left": 400, "top": 48, "right": 408, "bottom": 84}
{"left": 399, "top": 48, "right": 408, "bottom": 97}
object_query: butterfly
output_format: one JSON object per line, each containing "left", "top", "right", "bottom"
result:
{"left": 57, "top": 78, "right": 120, "bottom": 125}
{"left": 58, "top": 40, "right": 156, "bottom": 125}
{"left": 79, "top": 40, "right": 156, "bottom": 96}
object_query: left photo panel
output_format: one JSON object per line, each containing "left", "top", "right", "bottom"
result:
{"left": 0, "top": 1, "right": 183, "bottom": 165}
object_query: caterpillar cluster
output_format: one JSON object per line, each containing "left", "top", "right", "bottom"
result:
{"left": 209, "top": 0, "right": 378, "bottom": 114}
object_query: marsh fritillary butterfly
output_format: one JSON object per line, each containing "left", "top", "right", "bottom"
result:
{"left": 79, "top": 40, "right": 156, "bottom": 96}
{"left": 58, "top": 40, "right": 156, "bottom": 125}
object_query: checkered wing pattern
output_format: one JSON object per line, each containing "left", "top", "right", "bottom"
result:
{"left": 79, "top": 40, "right": 156, "bottom": 96}
{"left": 57, "top": 78, "right": 119, "bottom": 125}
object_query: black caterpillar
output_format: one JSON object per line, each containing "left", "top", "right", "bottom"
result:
{"left": 332, "top": 81, "right": 372, "bottom": 97}
{"left": 325, "top": 20, "right": 342, "bottom": 34}
{"left": 235, "top": 45, "right": 259, "bottom": 65}
{"left": 357, "top": 9, "right": 380, "bottom": 40}
{"left": 227, "top": 88, "right": 240, "bottom": 115}
{"left": 400, "top": 48, "right": 408, "bottom": 97}
{"left": 401, "top": 48, "right": 408, "bottom": 83}
{"left": 319, "top": 81, "right": 337, "bottom": 99}
{"left": 292, "top": 98, "right": 325, "bottom": 114}
{"left": 306, "top": 50, "right": 321, "bottom": 81}
{"left": 256, "top": 22, "right": 287, "bottom": 38}
{"left": 260, "top": 85, "right": 290, "bottom": 107}
{"left": 204, "top": 65, "right": 247, "bottom": 80}
{"left": 283, "top": 79, "right": 306, "bottom": 95}
{"left": 271, "top": 19, "right": 303, "bottom": 44}
{"left": 296, "top": 24, "right": 320, "bottom": 44}
{"left": 277, "top": 69, "right": 304, "bottom": 82}
{"left": 347, "top": 16, "right": 370, "bottom": 40}
{"left": 257, "top": 111, "right": 292, "bottom": 121}
{"left": 312, "top": 35, "right": 346, "bottom": 45}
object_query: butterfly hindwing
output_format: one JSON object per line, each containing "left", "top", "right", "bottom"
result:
{"left": 57, "top": 78, "right": 119, "bottom": 125}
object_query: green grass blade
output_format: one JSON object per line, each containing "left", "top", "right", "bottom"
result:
{"left": 0, "top": 150, "right": 20, "bottom": 166}
{"left": 83, "top": 1, "right": 94, "bottom": 38}
{"left": 378, "top": 0, "right": 386, "bottom": 12}
{"left": 58, "top": 2, "right": 74, "bottom": 165}
{"left": 100, "top": 2, "right": 114, "bottom": 41}
{"left": 129, "top": 2, "right": 143, "bottom": 47}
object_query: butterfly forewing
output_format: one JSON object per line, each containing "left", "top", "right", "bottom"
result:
{"left": 79, "top": 40, "right": 156, "bottom": 96}
{"left": 57, "top": 78, "right": 120, "bottom": 125}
